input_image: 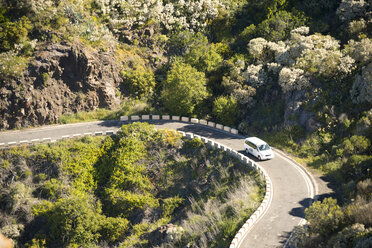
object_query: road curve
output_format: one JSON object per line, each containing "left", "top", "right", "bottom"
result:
{"left": 0, "top": 120, "right": 315, "bottom": 247}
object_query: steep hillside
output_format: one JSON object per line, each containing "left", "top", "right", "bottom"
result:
{"left": 0, "top": 0, "right": 372, "bottom": 246}
{"left": 0, "top": 123, "right": 263, "bottom": 247}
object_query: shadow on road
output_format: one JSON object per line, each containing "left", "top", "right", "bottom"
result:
{"left": 288, "top": 197, "right": 312, "bottom": 218}
{"left": 97, "top": 119, "right": 123, "bottom": 128}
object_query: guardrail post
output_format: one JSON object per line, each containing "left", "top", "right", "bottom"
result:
{"left": 231, "top": 128, "right": 238, "bottom": 134}
{"left": 185, "top": 133, "right": 194, "bottom": 139}
{"left": 200, "top": 119, "right": 208, "bottom": 125}
{"left": 190, "top": 118, "right": 199, "bottom": 123}
{"left": 120, "top": 116, "right": 129, "bottom": 121}
{"left": 131, "top": 115, "right": 140, "bottom": 121}
{"left": 207, "top": 121, "right": 215, "bottom": 127}
{"left": 223, "top": 126, "right": 231, "bottom": 132}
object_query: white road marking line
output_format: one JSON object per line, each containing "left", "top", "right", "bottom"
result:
{"left": 274, "top": 150, "right": 317, "bottom": 248}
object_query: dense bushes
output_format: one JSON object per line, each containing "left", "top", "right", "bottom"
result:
{"left": 0, "top": 0, "right": 372, "bottom": 245}
{"left": 0, "top": 123, "right": 263, "bottom": 247}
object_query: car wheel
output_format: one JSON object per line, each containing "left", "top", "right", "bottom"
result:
{"left": 258, "top": 155, "right": 261, "bottom": 161}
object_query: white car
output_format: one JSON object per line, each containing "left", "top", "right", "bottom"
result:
{"left": 244, "top": 137, "right": 274, "bottom": 160}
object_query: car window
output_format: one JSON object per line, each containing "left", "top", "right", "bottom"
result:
{"left": 258, "top": 144, "right": 270, "bottom": 151}
{"left": 245, "top": 141, "right": 257, "bottom": 149}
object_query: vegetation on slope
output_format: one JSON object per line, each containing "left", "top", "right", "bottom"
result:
{"left": 0, "top": 0, "right": 371, "bottom": 246}
{"left": 0, "top": 123, "right": 263, "bottom": 247}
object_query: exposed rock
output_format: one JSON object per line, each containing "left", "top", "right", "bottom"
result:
{"left": 283, "top": 89, "right": 321, "bottom": 132}
{"left": 0, "top": 42, "right": 122, "bottom": 130}
{"left": 147, "top": 224, "right": 183, "bottom": 246}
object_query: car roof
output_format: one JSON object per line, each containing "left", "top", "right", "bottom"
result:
{"left": 245, "top": 137, "right": 268, "bottom": 146}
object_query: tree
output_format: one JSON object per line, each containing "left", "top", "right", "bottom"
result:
{"left": 305, "top": 198, "right": 348, "bottom": 236}
{"left": 161, "top": 61, "right": 209, "bottom": 116}
{"left": 171, "top": 32, "right": 223, "bottom": 72}
{"left": 213, "top": 95, "right": 239, "bottom": 126}
{"left": 183, "top": 33, "right": 223, "bottom": 72}
{"left": 256, "top": 11, "right": 307, "bottom": 42}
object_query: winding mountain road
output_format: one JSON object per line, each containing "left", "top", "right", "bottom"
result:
{"left": 0, "top": 119, "right": 316, "bottom": 247}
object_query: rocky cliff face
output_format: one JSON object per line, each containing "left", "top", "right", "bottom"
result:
{"left": 0, "top": 42, "right": 122, "bottom": 130}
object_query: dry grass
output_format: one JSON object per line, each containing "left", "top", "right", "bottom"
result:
{"left": 167, "top": 176, "right": 261, "bottom": 248}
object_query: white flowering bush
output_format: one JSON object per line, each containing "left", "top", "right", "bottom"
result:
{"left": 247, "top": 38, "right": 283, "bottom": 63}
{"left": 345, "top": 38, "right": 372, "bottom": 65}
{"left": 246, "top": 27, "right": 358, "bottom": 94}
{"left": 94, "top": 0, "right": 221, "bottom": 32}
{"left": 278, "top": 67, "right": 310, "bottom": 93}
{"left": 232, "top": 86, "right": 256, "bottom": 106}
{"left": 296, "top": 48, "right": 355, "bottom": 79}
{"left": 351, "top": 62, "right": 372, "bottom": 104}
{"left": 11, "top": 0, "right": 55, "bottom": 15}
{"left": 348, "top": 18, "right": 368, "bottom": 37}
{"left": 336, "top": 0, "right": 370, "bottom": 22}
{"left": 242, "top": 64, "right": 267, "bottom": 87}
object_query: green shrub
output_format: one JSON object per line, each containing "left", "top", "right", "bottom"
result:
{"left": 305, "top": 198, "right": 349, "bottom": 236}
{"left": 39, "top": 179, "right": 63, "bottom": 200}
{"left": 162, "top": 196, "right": 184, "bottom": 217}
{"left": 41, "top": 73, "right": 49, "bottom": 87}
{"left": 101, "top": 217, "right": 129, "bottom": 243}
{"left": 161, "top": 61, "right": 209, "bottom": 116}
{"left": 45, "top": 195, "right": 103, "bottom": 247}
{"left": 213, "top": 95, "right": 239, "bottom": 126}
{"left": 0, "top": 16, "right": 32, "bottom": 51}
{"left": 342, "top": 155, "right": 372, "bottom": 180}
{"left": 121, "top": 64, "right": 156, "bottom": 99}
{"left": 0, "top": 51, "right": 29, "bottom": 80}
{"left": 255, "top": 10, "right": 307, "bottom": 42}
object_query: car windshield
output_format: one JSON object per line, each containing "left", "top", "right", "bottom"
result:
{"left": 258, "top": 144, "right": 270, "bottom": 151}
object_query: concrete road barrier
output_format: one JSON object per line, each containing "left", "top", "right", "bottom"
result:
{"left": 224, "top": 126, "right": 231, "bottom": 132}
{"left": 186, "top": 133, "right": 194, "bottom": 139}
{"left": 162, "top": 115, "right": 170, "bottom": 120}
{"left": 178, "top": 131, "right": 186, "bottom": 136}
{"left": 181, "top": 117, "right": 189, "bottom": 122}
{"left": 191, "top": 118, "right": 199, "bottom": 123}
{"left": 200, "top": 119, "right": 207, "bottom": 125}
{"left": 105, "top": 130, "right": 115, "bottom": 135}
{"left": 120, "top": 116, "right": 129, "bottom": 121}
{"left": 172, "top": 116, "right": 180, "bottom": 121}
{"left": 208, "top": 121, "right": 215, "bottom": 127}
{"left": 42, "top": 138, "right": 52, "bottom": 143}
{"left": 152, "top": 115, "right": 160, "bottom": 120}
{"left": 142, "top": 115, "right": 150, "bottom": 120}
{"left": 131, "top": 115, "right": 140, "bottom": 121}
{"left": 216, "top": 124, "right": 223, "bottom": 129}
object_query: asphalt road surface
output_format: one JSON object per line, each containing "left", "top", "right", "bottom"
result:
{"left": 0, "top": 120, "right": 315, "bottom": 247}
